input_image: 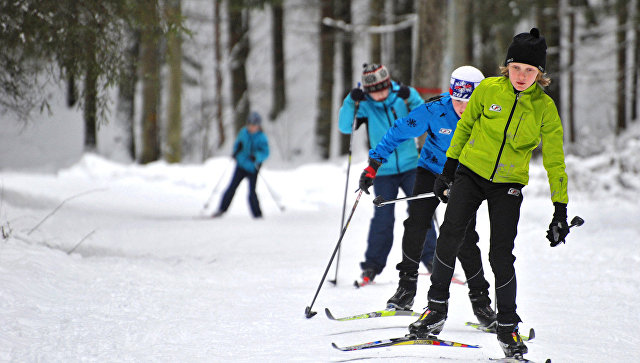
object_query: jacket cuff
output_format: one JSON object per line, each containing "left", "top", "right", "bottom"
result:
{"left": 553, "top": 202, "right": 567, "bottom": 220}
{"left": 442, "top": 158, "right": 459, "bottom": 180}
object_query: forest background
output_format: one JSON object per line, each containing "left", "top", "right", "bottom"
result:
{"left": 1, "top": 0, "right": 639, "bottom": 170}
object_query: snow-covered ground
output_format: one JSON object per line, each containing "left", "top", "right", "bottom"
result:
{"left": 1, "top": 153, "right": 639, "bottom": 362}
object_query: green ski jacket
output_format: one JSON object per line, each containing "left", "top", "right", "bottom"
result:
{"left": 447, "top": 76, "right": 568, "bottom": 204}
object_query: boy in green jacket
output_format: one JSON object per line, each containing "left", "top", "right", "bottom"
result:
{"left": 408, "top": 28, "right": 571, "bottom": 359}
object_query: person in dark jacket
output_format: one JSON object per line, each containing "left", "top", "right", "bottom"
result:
{"left": 360, "top": 66, "right": 496, "bottom": 330}
{"left": 213, "top": 112, "right": 269, "bottom": 218}
{"left": 338, "top": 63, "right": 436, "bottom": 284}
{"left": 408, "top": 28, "right": 570, "bottom": 359}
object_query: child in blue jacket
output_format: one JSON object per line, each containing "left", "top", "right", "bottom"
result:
{"left": 338, "top": 63, "right": 436, "bottom": 284}
{"left": 213, "top": 112, "right": 269, "bottom": 218}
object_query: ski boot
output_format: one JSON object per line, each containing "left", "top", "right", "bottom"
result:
{"left": 408, "top": 299, "right": 447, "bottom": 338}
{"left": 359, "top": 269, "right": 377, "bottom": 285}
{"left": 386, "top": 271, "right": 418, "bottom": 311}
{"left": 497, "top": 322, "right": 528, "bottom": 357}
{"left": 469, "top": 290, "right": 497, "bottom": 330}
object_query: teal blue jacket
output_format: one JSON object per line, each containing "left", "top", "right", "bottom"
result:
{"left": 233, "top": 127, "right": 269, "bottom": 173}
{"left": 338, "top": 81, "right": 423, "bottom": 176}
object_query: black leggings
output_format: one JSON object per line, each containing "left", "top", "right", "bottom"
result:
{"left": 398, "top": 168, "right": 489, "bottom": 296}
{"left": 428, "top": 165, "right": 524, "bottom": 324}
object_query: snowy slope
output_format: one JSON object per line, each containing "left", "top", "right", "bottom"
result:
{"left": 1, "top": 153, "right": 639, "bottom": 362}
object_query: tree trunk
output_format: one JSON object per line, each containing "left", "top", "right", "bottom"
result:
{"left": 475, "top": 1, "right": 518, "bottom": 77}
{"left": 316, "top": 0, "right": 335, "bottom": 159}
{"left": 83, "top": 41, "right": 98, "bottom": 151}
{"left": 536, "top": 0, "right": 561, "bottom": 107}
{"left": 270, "top": 2, "right": 286, "bottom": 120}
{"left": 413, "top": 0, "right": 445, "bottom": 149}
{"left": 448, "top": 0, "right": 471, "bottom": 68}
{"left": 370, "top": 0, "right": 384, "bottom": 63}
{"left": 567, "top": 5, "right": 576, "bottom": 143}
{"left": 67, "top": 75, "right": 77, "bottom": 108}
{"left": 633, "top": 0, "right": 640, "bottom": 122}
{"left": 413, "top": 0, "right": 444, "bottom": 98}
{"left": 166, "top": 0, "right": 183, "bottom": 163}
{"left": 228, "top": 0, "right": 250, "bottom": 133}
{"left": 139, "top": 0, "right": 161, "bottom": 164}
{"left": 213, "top": 0, "right": 225, "bottom": 151}
{"left": 117, "top": 29, "right": 140, "bottom": 160}
{"left": 338, "top": 0, "right": 352, "bottom": 155}
{"left": 616, "top": 0, "right": 628, "bottom": 134}
{"left": 392, "top": 0, "right": 413, "bottom": 85}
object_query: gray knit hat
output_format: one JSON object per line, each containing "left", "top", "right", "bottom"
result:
{"left": 361, "top": 63, "right": 391, "bottom": 93}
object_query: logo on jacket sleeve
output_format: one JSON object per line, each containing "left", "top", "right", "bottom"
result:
{"left": 438, "top": 128, "right": 452, "bottom": 135}
{"left": 489, "top": 104, "right": 502, "bottom": 112}
{"left": 406, "top": 118, "right": 417, "bottom": 127}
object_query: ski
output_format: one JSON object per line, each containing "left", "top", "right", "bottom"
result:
{"left": 325, "top": 307, "right": 418, "bottom": 321}
{"left": 490, "top": 357, "right": 551, "bottom": 363}
{"left": 332, "top": 335, "right": 480, "bottom": 351}
{"left": 465, "top": 322, "right": 535, "bottom": 342}
{"left": 353, "top": 279, "right": 375, "bottom": 288}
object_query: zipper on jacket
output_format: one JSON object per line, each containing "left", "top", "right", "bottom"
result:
{"left": 384, "top": 104, "right": 401, "bottom": 174}
{"left": 489, "top": 92, "right": 521, "bottom": 181}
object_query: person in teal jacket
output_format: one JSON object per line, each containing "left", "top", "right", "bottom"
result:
{"left": 213, "top": 112, "right": 269, "bottom": 218}
{"left": 408, "top": 28, "right": 571, "bottom": 359}
{"left": 338, "top": 63, "right": 436, "bottom": 284}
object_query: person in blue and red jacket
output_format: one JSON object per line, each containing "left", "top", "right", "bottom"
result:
{"left": 213, "top": 112, "right": 269, "bottom": 218}
{"left": 338, "top": 63, "right": 436, "bottom": 284}
{"left": 359, "top": 66, "right": 496, "bottom": 330}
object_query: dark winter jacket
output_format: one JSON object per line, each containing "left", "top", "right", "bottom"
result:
{"left": 369, "top": 93, "right": 460, "bottom": 176}
{"left": 233, "top": 127, "right": 269, "bottom": 174}
{"left": 448, "top": 76, "right": 568, "bottom": 203}
{"left": 338, "top": 81, "right": 423, "bottom": 176}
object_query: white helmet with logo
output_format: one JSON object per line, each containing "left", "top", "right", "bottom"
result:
{"left": 449, "top": 66, "right": 484, "bottom": 101}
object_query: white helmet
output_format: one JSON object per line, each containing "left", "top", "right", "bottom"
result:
{"left": 449, "top": 66, "right": 484, "bottom": 101}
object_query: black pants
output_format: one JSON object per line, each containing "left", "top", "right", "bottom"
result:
{"left": 428, "top": 165, "right": 524, "bottom": 324}
{"left": 399, "top": 167, "right": 489, "bottom": 294}
{"left": 218, "top": 166, "right": 262, "bottom": 217}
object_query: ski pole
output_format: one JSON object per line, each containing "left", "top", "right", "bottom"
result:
{"left": 203, "top": 158, "right": 234, "bottom": 210}
{"left": 330, "top": 91, "right": 361, "bottom": 285}
{"left": 305, "top": 189, "right": 364, "bottom": 319}
{"left": 256, "top": 166, "right": 285, "bottom": 212}
{"left": 569, "top": 215, "right": 584, "bottom": 228}
{"left": 550, "top": 215, "right": 584, "bottom": 246}
{"left": 373, "top": 192, "right": 436, "bottom": 207}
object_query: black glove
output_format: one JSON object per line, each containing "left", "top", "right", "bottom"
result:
{"left": 350, "top": 88, "right": 365, "bottom": 102}
{"left": 433, "top": 158, "right": 459, "bottom": 203}
{"left": 359, "top": 158, "right": 382, "bottom": 194}
{"left": 546, "top": 202, "right": 569, "bottom": 247}
{"left": 233, "top": 142, "right": 243, "bottom": 159}
{"left": 398, "top": 85, "right": 410, "bottom": 100}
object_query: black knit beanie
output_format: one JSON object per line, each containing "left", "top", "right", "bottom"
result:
{"left": 504, "top": 28, "right": 547, "bottom": 72}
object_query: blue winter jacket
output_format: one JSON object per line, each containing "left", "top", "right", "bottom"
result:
{"left": 338, "top": 81, "right": 423, "bottom": 176}
{"left": 369, "top": 93, "right": 460, "bottom": 175}
{"left": 233, "top": 127, "right": 269, "bottom": 173}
